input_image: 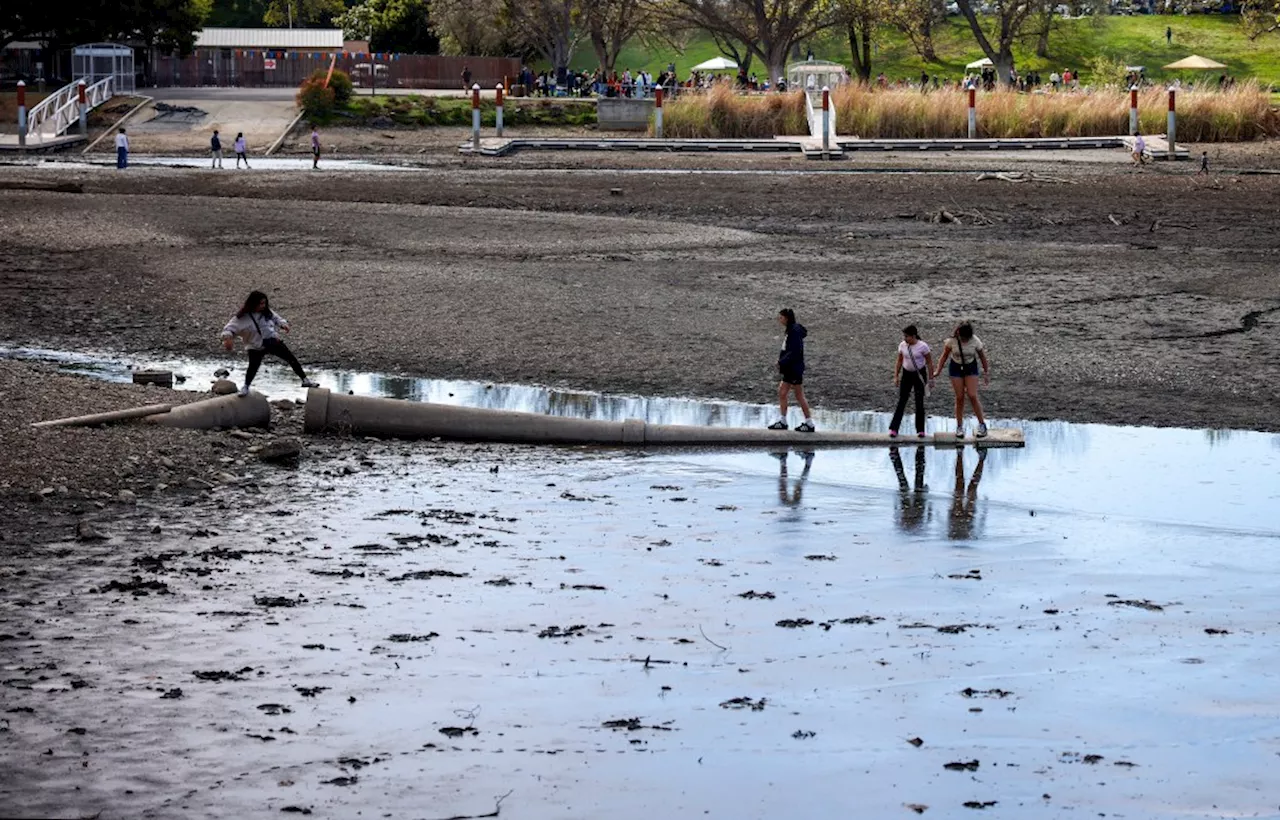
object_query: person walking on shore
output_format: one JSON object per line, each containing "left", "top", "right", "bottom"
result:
{"left": 310, "top": 126, "right": 321, "bottom": 169}
{"left": 234, "top": 132, "right": 250, "bottom": 168}
{"left": 114, "top": 128, "right": 129, "bottom": 169}
{"left": 932, "top": 321, "right": 990, "bottom": 438}
{"left": 220, "top": 290, "right": 320, "bottom": 396}
{"left": 769, "top": 308, "right": 815, "bottom": 433}
{"left": 1132, "top": 131, "right": 1147, "bottom": 166}
{"left": 889, "top": 324, "right": 934, "bottom": 438}
{"left": 210, "top": 129, "right": 223, "bottom": 169}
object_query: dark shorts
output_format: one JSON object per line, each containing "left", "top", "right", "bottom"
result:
{"left": 949, "top": 361, "right": 980, "bottom": 379}
{"left": 780, "top": 370, "right": 804, "bottom": 386}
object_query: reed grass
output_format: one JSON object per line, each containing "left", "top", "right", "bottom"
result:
{"left": 656, "top": 82, "right": 1277, "bottom": 141}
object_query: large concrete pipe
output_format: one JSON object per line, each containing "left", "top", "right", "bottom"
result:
{"left": 303, "top": 389, "right": 1024, "bottom": 447}
{"left": 148, "top": 392, "right": 271, "bottom": 430}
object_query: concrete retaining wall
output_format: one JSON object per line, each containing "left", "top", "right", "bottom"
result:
{"left": 302, "top": 389, "right": 1024, "bottom": 447}
{"left": 595, "top": 98, "right": 654, "bottom": 132}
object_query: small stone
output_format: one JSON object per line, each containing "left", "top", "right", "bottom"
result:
{"left": 211, "top": 379, "right": 237, "bottom": 396}
{"left": 159, "top": 457, "right": 175, "bottom": 469}
{"left": 75, "top": 521, "right": 109, "bottom": 542}
{"left": 215, "top": 472, "right": 238, "bottom": 484}
{"left": 117, "top": 489, "right": 137, "bottom": 503}
{"left": 258, "top": 438, "right": 303, "bottom": 463}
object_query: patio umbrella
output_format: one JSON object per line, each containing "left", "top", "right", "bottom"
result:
{"left": 691, "top": 57, "right": 739, "bottom": 72}
{"left": 1162, "top": 55, "right": 1227, "bottom": 70}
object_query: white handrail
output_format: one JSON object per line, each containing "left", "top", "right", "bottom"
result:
{"left": 27, "top": 77, "right": 115, "bottom": 142}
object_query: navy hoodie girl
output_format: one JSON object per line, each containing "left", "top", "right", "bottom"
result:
{"left": 770, "top": 309, "right": 815, "bottom": 432}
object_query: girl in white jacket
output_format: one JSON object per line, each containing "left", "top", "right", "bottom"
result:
{"left": 221, "top": 290, "right": 319, "bottom": 396}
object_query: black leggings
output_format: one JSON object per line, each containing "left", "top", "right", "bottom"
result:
{"left": 246, "top": 338, "right": 305, "bottom": 386}
{"left": 890, "top": 369, "right": 928, "bottom": 434}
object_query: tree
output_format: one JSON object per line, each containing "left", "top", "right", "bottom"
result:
{"left": 834, "top": 0, "right": 888, "bottom": 82}
{"left": 660, "top": 0, "right": 835, "bottom": 88}
{"left": 504, "top": 0, "right": 581, "bottom": 80}
{"left": 334, "top": 0, "right": 436, "bottom": 51}
{"left": 263, "top": 0, "right": 344, "bottom": 27}
{"left": 890, "top": 0, "right": 943, "bottom": 63}
{"left": 0, "top": 0, "right": 49, "bottom": 51}
{"left": 583, "top": 0, "right": 661, "bottom": 73}
{"left": 1029, "top": 1, "right": 1056, "bottom": 58}
{"left": 127, "top": 0, "right": 212, "bottom": 57}
{"left": 207, "top": 0, "right": 269, "bottom": 28}
{"left": 1242, "top": 0, "right": 1280, "bottom": 39}
{"left": 431, "top": 0, "right": 507, "bottom": 55}
{"left": 952, "top": 0, "right": 1039, "bottom": 85}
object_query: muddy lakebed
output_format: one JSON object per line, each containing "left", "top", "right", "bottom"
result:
{"left": 2, "top": 349, "right": 1280, "bottom": 819}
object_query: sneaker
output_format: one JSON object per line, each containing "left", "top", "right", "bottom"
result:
{"left": 238, "top": 384, "right": 251, "bottom": 397}
{"left": 767, "top": 420, "right": 788, "bottom": 430}
{"left": 795, "top": 421, "right": 816, "bottom": 433}
{"left": 976, "top": 423, "right": 989, "bottom": 438}
{"left": 917, "top": 431, "right": 927, "bottom": 438}
{"left": 301, "top": 378, "right": 320, "bottom": 389}
{"left": 955, "top": 428, "right": 965, "bottom": 438}
{"left": 888, "top": 429, "right": 898, "bottom": 438}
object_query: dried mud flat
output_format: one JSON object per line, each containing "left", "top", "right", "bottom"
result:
{"left": 0, "top": 155, "right": 1278, "bottom": 434}
{"left": 2, "top": 442, "right": 1277, "bottom": 819}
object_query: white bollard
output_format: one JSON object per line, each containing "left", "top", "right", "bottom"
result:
{"left": 821, "top": 86, "right": 830, "bottom": 153}
{"left": 78, "top": 80, "right": 88, "bottom": 136}
{"left": 495, "top": 83, "right": 505, "bottom": 138}
{"left": 16, "top": 80, "right": 26, "bottom": 153}
{"left": 1166, "top": 88, "right": 1176, "bottom": 161}
{"left": 654, "top": 86, "right": 664, "bottom": 139}
{"left": 968, "top": 87, "right": 977, "bottom": 139}
{"left": 471, "top": 83, "right": 481, "bottom": 151}
{"left": 1128, "top": 86, "right": 1138, "bottom": 136}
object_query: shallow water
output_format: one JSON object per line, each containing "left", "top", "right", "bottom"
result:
{"left": 3, "top": 344, "right": 1279, "bottom": 818}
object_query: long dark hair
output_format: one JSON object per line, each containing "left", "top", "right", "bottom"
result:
{"left": 779, "top": 308, "right": 796, "bottom": 328}
{"left": 955, "top": 321, "right": 974, "bottom": 342}
{"left": 237, "top": 290, "right": 270, "bottom": 318}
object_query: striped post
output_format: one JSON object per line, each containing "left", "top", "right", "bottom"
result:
{"left": 78, "top": 80, "right": 88, "bottom": 136}
{"left": 16, "top": 81, "right": 26, "bottom": 153}
{"left": 1166, "top": 88, "right": 1176, "bottom": 161}
{"left": 1129, "top": 86, "right": 1138, "bottom": 136}
{"left": 654, "top": 86, "right": 664, "bottom": 138}
{"left": 968, "top": 87, "right": 977, "bottom": 139}
{"left": 471, "top": 83, "right": 481, "bottom": 151}
{"left": 495, "top": 83, "right": 504, "bottom": 137}
{"left": 821, "top": 86, "right": 830, "bottom": 153}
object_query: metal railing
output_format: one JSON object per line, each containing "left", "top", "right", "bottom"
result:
{"left": 25, "top": 77, "right": 115, "bottom": 143}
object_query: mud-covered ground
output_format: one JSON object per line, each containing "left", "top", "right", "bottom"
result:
{"left": 2, "top": 155, "right": 1278, "bottom": 435}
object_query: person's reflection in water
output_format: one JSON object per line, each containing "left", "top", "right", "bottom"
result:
{"left": 947, "top": 448, "right": 987, "bottom": 541}
{"left": 889, "top": 445, "right": 929, "bottom": 534}
{"left": 773, "top": 449, "right": 814, "bottom": 511}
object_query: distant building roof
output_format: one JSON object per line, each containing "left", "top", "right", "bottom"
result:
{"left": 195, "top": 28, "right": 344, "bottom": 49}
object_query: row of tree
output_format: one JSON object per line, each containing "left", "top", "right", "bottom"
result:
{"left": 5, "top": 0, "right": 1278, "bottom": 86}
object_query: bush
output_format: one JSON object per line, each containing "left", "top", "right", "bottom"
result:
{"left": 296, "top": 76, "right": 336, "bottom": 119}
{"left": 661, "top": 84, "right": 807, "bottom": 139}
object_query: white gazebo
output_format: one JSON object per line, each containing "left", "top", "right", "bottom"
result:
{"left": 73, "top": 43, "right": 135, "bottom": 93}
{"left": 786, "top": 59, "right": 849, "bottom": 91}
{"left": 690, "top": 56, "right": 739, "bottom": 72}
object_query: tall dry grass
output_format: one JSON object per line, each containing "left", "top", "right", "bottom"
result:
{"left": 659, "top": 84, "right": 807, "bottom": 138}
{"left": 657, "top": 82, "right": 1277, "bottom": 141}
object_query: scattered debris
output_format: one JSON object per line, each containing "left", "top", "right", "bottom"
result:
{"left": 804, "top": 554, "right": 837, "bottom": 561}
{"left": 601, "top": 717, "right": 673, "bottom": 732}
{"left": 439, "top": 726, "right": 480, "bottom": 738}
{"left": 791, "top": 729, "right": 816, "bottom": 739}
{"left": 388, "top": 633, "right": 439, "bottom": 643}
{"left": 537, "top": 624, "right": 587, "bottom": 639}
{"left": 255, "top": 595, "right": 305, "bottom": 608}
{"left": 1204, "top": 628, "right": 1230, "bottom": 635}
{"left": 719, "top": 697, "right": 766, "bottom": 711}
{"left": 738, "top": 590, "right": 775, "bottom": 600}
{"left": 962, "top": 800, "right": 998, "bottom": 809}
{"left": 295, "top": 686, "right": 328, "bottom": 698}
{"left": 944, "top": 760, "right": 980, "bottom": 771}
{"left": 948, "top": 569, "right": 982, "bottom": 580}
{"left": 1107, "top": 599, "right": 1164, "bottom": 612}
{"left": 907, "top": 737, "right": 924, "bottom": 747}
{"left": 905, "top": 804, "right": 928, "bottom": 814}
{"left": 960, "top": 688, "right": 1013, "bottom": 699}
{"left": 389, "top": 569, "right": 468, "bottom": 582}
{"left": 776, "top": 618, "right": 814, "bottom": 629}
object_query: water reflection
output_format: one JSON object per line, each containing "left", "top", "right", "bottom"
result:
{"left": 889, "top": 446, "right": 930, "bottom": 535}
{"left": 947, "top": 449, "right": 987, "bottom": 541}
{"left": 773, "top": 450, "right": 814, "bottom": 511}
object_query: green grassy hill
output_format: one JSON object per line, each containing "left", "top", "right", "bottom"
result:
{"left": 569, "top": 14, "right": 1280, "bottom": 88}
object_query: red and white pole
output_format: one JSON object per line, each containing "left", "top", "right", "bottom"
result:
{"left": 654, "top": 86, "right": 664, "bottom": 139}
{"left": 1166, "top": 87, "right": 1176, "bottom": 161}
{"left": 78, "top": 80, "right": 88, "bottom": 136}
{"left": 968, "top": 86, "right": 977, "bottom": 139}
{"left": 16, "top": 80, "right": 27, "bottom": 152}
{"left": 471, "top": 83, "right": 481, "bottom": 151}
{"left": 1128, "top": 85, "right": 1138, "bottom": 136}
{"left": 495, "top": 83, "right": 504, "bottom": 138}
{"left": 821, "top": 85, "right": 830, "bottom": 153}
